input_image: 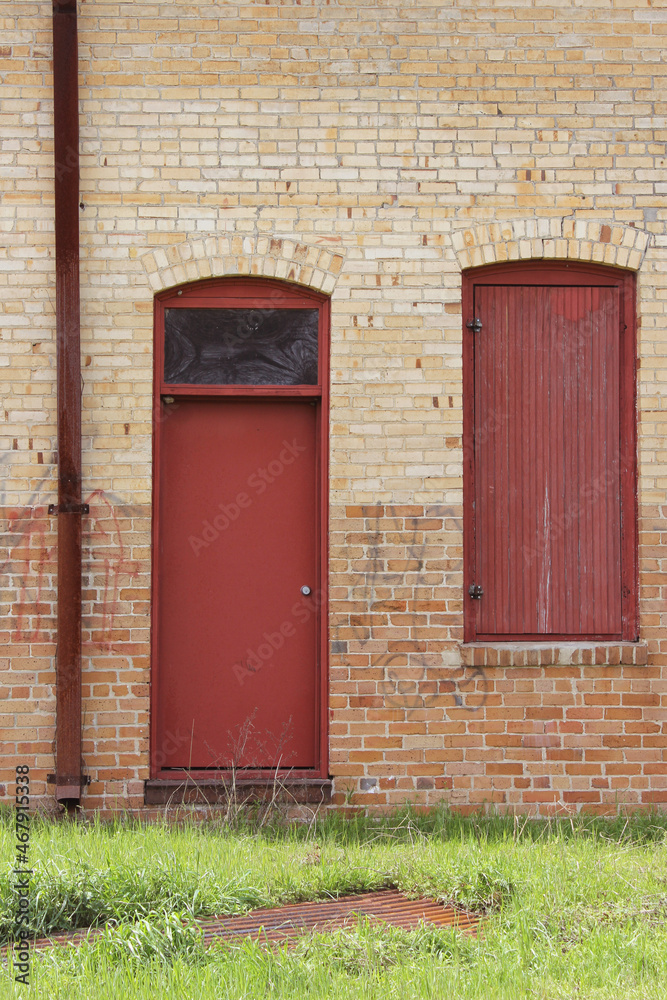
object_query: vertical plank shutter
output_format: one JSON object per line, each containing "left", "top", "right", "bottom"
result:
{"left": 473, "top": 282, "right": 623, "bottom": 639}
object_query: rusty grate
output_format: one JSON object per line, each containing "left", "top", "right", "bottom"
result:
{"left": 196, "top": 889, "right": 483, "bottom": 945}
{"left": 14, "top": 889, "right": 483, "bottom": 954}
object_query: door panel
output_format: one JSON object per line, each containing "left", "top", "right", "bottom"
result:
{"left": 473, "top": 283, "right": 622, "bottom": 637}
{"left": 156, "top": 399, "right": 318, "bottom": 768}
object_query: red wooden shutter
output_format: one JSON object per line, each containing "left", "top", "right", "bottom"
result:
{"left": 464, "top": 264, "right": 637, "bottom": 642}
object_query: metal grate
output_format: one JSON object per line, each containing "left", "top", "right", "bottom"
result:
{"left": 196, "top": 889, "right": 483, "bottom": 945}
{"left": 15, "top": 888, "right": 483, "bottom": 953}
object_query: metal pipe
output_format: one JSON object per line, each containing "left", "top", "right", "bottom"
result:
{"left": 50, "top": 0, "right": 84, "bottom": 808}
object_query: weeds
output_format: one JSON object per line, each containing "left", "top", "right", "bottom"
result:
{"left": 292, "top": 918, "right": 477, "bottom": 976}
{"left": 0, "top": 859, "right": 267, "bottom": 943}
{"left": 95, "top": 911, "right": 205, "bottom": 966}
{"left": 0, "top": 808, "right": 665, "bottom": 998}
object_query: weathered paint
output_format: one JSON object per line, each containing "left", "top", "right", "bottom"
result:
{"left": 464, "top": 263, "right": 637, "bottom": 642}
{"left": 52, "top": 0, "right": 84, "bottom": 805}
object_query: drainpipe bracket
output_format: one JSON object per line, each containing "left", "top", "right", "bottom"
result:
{"left": 48, "top": 502, "right": 89, "bottom": 515}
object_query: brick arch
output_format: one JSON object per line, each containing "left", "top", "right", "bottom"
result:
{"left": 451, "top": 219, "right": 651, "bottom": 271}
{"left": 140, "top": 236, "right": 346, "bottom": 294}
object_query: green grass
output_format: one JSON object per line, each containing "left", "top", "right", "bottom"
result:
{"left": 1, "top": 807, "right": 666, "bottom": 998}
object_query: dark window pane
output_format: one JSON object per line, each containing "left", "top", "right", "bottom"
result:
{"left": 164, "top": 308, "right": 319, "bottom": 385}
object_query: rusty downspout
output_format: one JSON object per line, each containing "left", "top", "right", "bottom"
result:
{"left": 49, "top": 0, "right": 86, "bottom": 808}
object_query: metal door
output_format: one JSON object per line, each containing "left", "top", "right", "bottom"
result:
{"left": 155, "top": 398, "right": 319, "bottom": 770}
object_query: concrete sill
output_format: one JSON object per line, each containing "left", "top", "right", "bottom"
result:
{"left": 460, "top": 642, "right": 648, "bottom": 668}
{"left": 144, "top": 777, "right": 332, "bottom": 806}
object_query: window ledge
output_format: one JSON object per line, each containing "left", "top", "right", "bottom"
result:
{"left": 460, "top": 642, "right": 648, "bottom": 668}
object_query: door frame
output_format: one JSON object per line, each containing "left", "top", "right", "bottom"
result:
{"left": 149, "top": 277, "right": 330, "bottom": 781}
{"left": 462, "top": 261, "right": 638, "bottom": 643}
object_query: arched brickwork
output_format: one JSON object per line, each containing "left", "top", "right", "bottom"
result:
{"left": 140, "top": 236, "right": 346, "bottom": 294}
{"left": 451, "top": 219, "right": 651, "bottom": 271}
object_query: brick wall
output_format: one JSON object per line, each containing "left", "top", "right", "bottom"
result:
{"left": 1, "top": 0, "right": 666, "bottom": 814}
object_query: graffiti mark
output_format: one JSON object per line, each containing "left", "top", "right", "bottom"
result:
{"left": 83, "top": 489, "right": 140, "bottom": 651}
{"left": 1, "top": 457, "right": 55, "bottom": 642}
{"left": 4, "top": 506, "right": 53, "bottom": 642}
{"left": 356, "top": 516, "right": 429, "bottom": 602}
{"left": 1, "top": 454, "right": 141, "bottom": 651}
{"left": 0, "top": 452, "right": 56, "bottom": 513}
{"left": 375, "top": 653, "right": 488, "bottom": 717}
{"left": 451, "top": 667, "right": 488, "bottom": 712}
{"left": 345, "top": 510, "right": 486, "bottom": 718}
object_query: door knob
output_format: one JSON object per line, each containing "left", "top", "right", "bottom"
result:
{"left": 301, "top": 585, "right": 311, "bottom": 596}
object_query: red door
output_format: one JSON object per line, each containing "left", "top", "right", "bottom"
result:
{"left": 156, "top": 398, "right": 319, "bottom": 769}
{"left": 151, "top": 277, "right": 329, "bottom": 778}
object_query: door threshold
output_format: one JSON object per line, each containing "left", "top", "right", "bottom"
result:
{"left": 145, "top": 776, "right": 332, "bottom": 806}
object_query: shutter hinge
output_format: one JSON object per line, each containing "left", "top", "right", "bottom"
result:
{"left": 468, "top": 584, "right": 483, "bottom": 599}
{"left": 466, "top": 318, "right": 482, "bottom": 333}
